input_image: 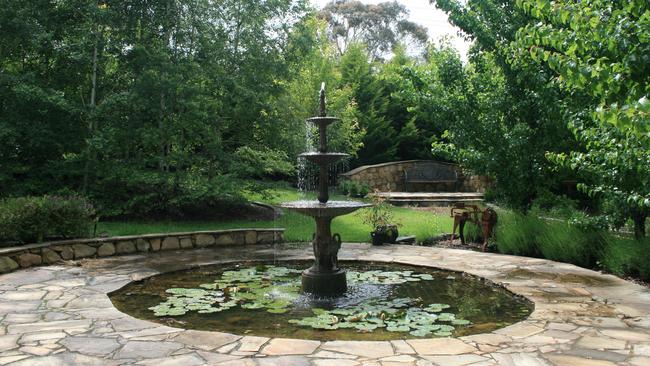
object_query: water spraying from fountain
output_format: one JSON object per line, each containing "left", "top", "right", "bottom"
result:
{"left": 281, "top": 83, "right": 370, "bottom": 296}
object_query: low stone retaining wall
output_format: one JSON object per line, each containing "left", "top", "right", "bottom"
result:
{"left": 0, "top": 228, "right": 284, "bottom": 274}
{"left": 341, "top": 160, "right": 491, "bottom": 192}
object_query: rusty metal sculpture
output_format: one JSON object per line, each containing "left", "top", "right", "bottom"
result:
{"left": 450, "top": 203, "right": 497, "bottom": 252}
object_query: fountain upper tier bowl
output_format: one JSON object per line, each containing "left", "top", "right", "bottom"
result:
{"left": 281, "top": 200, "right": 370, "bottom": 218}
{"left": 300, "top": 152, "right": 349, "bottom": 166}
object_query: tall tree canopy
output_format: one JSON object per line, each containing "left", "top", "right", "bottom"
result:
{"left": 0, "top": 0, "right": 312, "bottom": 217}
{"left": 319, "top": 0, "right": 429, "bottom": 60}
{"left": 429, "top": 0, "right": 575, "bottom": 209}
{"left": 513, "top": 0, "right": 649, "bottom": 237}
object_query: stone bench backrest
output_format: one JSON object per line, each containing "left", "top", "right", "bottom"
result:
{"left": 405, "top": 162, "right": 458, "bottom": 182}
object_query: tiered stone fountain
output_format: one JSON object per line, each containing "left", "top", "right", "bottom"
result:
{"left": 281, "top": 83, "right": 370, "bottom": 296}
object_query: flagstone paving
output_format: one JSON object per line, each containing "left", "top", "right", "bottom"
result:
{"left": 0, "top": 243, "right": 649, "bottom": 365}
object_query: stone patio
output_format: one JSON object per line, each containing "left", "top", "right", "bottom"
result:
{"left": 0, "top": 243, "right": 649, "bottom": 365}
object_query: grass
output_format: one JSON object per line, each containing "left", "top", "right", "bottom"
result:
{"left": 98, "top": 187, "right": 453, "bottom": 243}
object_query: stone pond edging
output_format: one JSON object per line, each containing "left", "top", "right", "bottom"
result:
{"left": 0, "top": 229, "right": 284, "bottom": 274}
{"left": 1, "top": 243, "right": 649, "bottom": 365}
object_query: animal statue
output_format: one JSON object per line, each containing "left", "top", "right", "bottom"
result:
{"left": 450, "top": 203, "right": 498, "bottom": 252}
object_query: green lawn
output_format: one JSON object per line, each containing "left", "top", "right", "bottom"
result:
{"left": 97, "top": 188, "right": 453, "bottom": 243}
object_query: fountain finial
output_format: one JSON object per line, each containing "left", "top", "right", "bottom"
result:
{"left": 319, "top": 82, "right": 326, "bottom": 117}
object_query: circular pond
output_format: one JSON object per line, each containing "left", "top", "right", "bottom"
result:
{"left": 110, "top": 261, "right": 533, "bottom": 341}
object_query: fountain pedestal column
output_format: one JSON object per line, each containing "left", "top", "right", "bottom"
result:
{"left": 281, "top": 83, "right": 370, "bottom": 297}
{"left": 301, "top": 217, "right": 346, "bottom": 295}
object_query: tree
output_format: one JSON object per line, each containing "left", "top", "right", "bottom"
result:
{"left": 514, "top": 0, "right": 649, "bottom": 237}
{"left": 319, "top": 0, "right": 429, "bottom": 60}
{"left": 515, "top": 0, "right": 649, "bottom": 136}
{"left": 0, "top": 0, "right": 313, "bottom": 218}
{"left": 430, "top": 0, "right": 577, "bottom": 209}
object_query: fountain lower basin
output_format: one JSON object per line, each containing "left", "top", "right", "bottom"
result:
{"left": 109, "top": 260, "right": 534, "bottom": 341}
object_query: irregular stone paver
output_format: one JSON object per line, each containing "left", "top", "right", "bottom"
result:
{"left": 238, "top": 336, "right": 269, "bottom": 352}
{"left": 422, "top": 354, "right": 489, "bottom": 365}
{"left": 60, "top": 336, "right": 121, "bottom": 356}
{"left": 407, "top": 338, "right": 476, "bottom": 355}
{"left": 262, "top": 338, "right": 320, "bottom": 355}
{"left": 114, "top": 340, "right": 183, "bottom": 359}
{"left": 135, "top": 353, "right": 205, "bottom": 366}
{"left": 321, "top": 341, "right": 394, "bottom": 358}
{"left": 171, "top": 330, "right": 240, "bottom": 351}
{"left": 0, "top": 243, "right": 648, "bottom": 365}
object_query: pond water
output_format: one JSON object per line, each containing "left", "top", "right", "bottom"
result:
{"left": 110, "top": 261, "right": 533, "bottom": 341}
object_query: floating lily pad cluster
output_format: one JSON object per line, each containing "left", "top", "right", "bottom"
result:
{"left": 149, "top": 265, "right": 471, "bottom": 337}
{"left": 347, "top": 270, "right": 435, "bottom": 284}
{"left": 149, "top": 265, "right": 302, "bottom": 316}
{"left": 289, "top": 297, "right": 470, "bottom": 337}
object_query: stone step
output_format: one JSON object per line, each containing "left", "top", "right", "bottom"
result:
{"left": 374, "top": 192, "right": 484, "bottom": 199}
{"left": 387, "top": 198, "right": 485, "bottom": 207}
{"left": 395, "top": 236, "right": 416, "bottom": 244}
{"left": 370, "top": 191, "right": 485, "bottom": 207}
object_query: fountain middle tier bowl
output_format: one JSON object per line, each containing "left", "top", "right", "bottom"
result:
{"left": 307, "top": 116, "right": 340, "bottom": 127}
{"left": 281, "top": 200, "right": 370, "bottom": 218}
{"left": 299, "top": 152, "right": 349, "bottom": 166}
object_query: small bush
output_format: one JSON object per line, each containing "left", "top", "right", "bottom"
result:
{"left": 0, "top": 195, "right": 96, "bottom": 244}
{"left": 339, "top": 180, "right": 370, "bottom": 198}
{"left": 530, "top": 190, "right": 578, "bottom": 219}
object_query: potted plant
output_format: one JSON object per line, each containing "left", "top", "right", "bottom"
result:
{"left": 360, "top": 191, "right": 400, "bottom": 245}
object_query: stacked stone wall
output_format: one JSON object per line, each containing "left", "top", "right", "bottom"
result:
{"left": 341, "top": 160, "right": 491, "bottom": 192}
{"left": 0, "top": 228, "right": 284, "bottom": 274}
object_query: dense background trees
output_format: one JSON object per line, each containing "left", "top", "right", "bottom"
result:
{"left": 1, "top": 0, "right": 647, "bottom": 239}
{"left": 1, "top": 0, "right": 316, "bottom": 217}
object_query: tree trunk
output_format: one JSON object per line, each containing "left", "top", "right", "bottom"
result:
{"left": 82, "top": 36, "right": 100, "bottom": 195}
{"left": 633, "top": 210, "right": 647, "bottom": 240}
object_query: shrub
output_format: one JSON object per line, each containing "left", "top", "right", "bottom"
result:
{"left": 530, "top": 189, "right": 578, "bottom": 219}
{"left": 89, "top": 168, "right": 247, "bottom": 219}
{"left": 0, "top": 195, "right": 96, "bottom": 244}
{"left": 359, "top": 191, "right": 400, "bottom": 230}
{"left": 339, "top": 180, "right": 370, "bottom": 198}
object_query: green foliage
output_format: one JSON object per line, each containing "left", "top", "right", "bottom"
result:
{"left": 430, "top": 1, "right": 578, "bottom": 209}
{"left": 319, "top": 0, "right": 429, "bottom": 60}
{"left": 278, "top": 17, "right": 365, "bottom": 159}
{"left": 600, "top": 235, "right": 650, "bottom": 282}
{"left": 548, "top": 122, "right": 649, "bottom": 237}
{"left": 150, "top": 264, "right": 470, "bottom": 337}
{"left": 515, "top": 0, "right": 649, "bottom": 135}
{"left": 495, "top": 211, "right": 603, "bottom": 268}
{"left": 513, "top": 0, "right": 649, "bottom": 237}
{"left": 359, "top": 191, "right": 399, "bottom": 230}
{"left": 232, "top": 147, "right": 295, "bottom": 179}
{"left": 338, "top": 180, "right": 370, "bottom": 198}
{"left": 530, "top": 189, "right": 578, "bottom": 219}
{"left": 0, "top": 196, "right": 96, "bottom": 244}
{"left": 0, "top": 0, "right": 311, "bottom": 218}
